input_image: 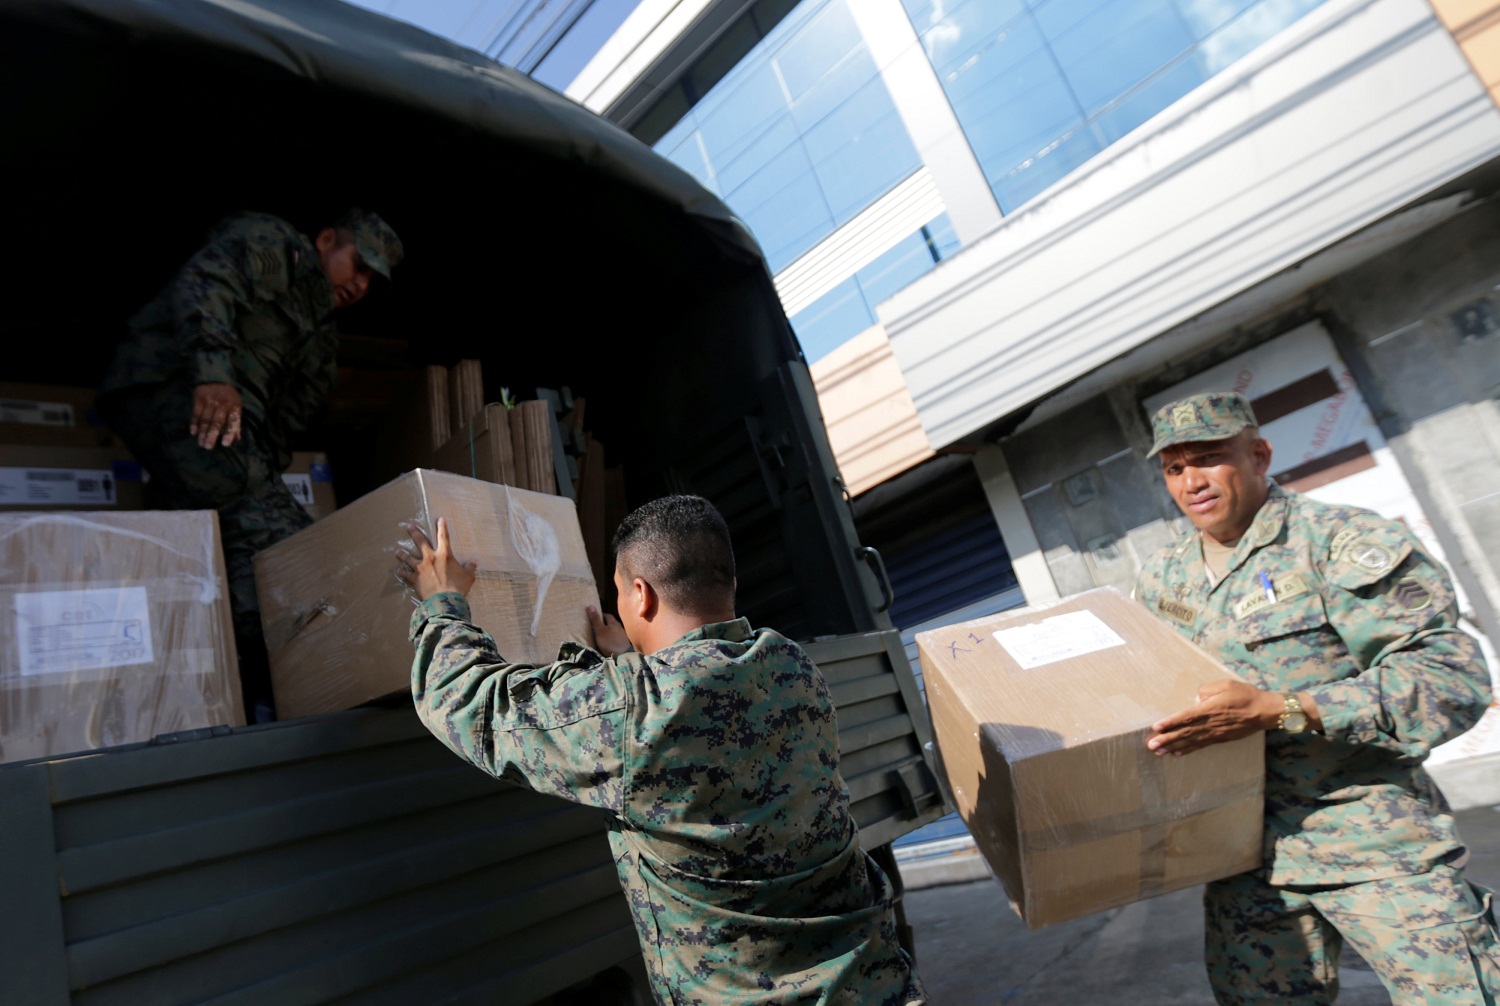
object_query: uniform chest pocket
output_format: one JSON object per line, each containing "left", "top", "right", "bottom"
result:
{"left": 1240, "top": 592, "right": 1329, "bottom": 649}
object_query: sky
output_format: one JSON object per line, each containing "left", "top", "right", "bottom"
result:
{"left": 341, "top": 0, "right": 642, "bottom": 89}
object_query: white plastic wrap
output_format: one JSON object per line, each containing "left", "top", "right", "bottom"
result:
{"left": 255, "top": 470, "right": 599, "bottom": 720}
{"left": 917, "top": 587, "right": 1264, "bottom": 929}
{"left": 0, "top": 510, "right": 244, "bottom": 765}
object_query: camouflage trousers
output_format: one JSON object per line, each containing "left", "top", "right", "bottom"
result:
{"left": 1205, "top": 865, "right": 1500, "bottom": 1004}
{"left": 98, "top": 383, "right": 311, "bottom": 715}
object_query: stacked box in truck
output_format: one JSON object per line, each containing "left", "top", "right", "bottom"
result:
{"left": 0, "top": 1, "right": 946, "bottom": 1003}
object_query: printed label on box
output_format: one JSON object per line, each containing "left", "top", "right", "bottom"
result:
{"left": 0, "top": 468, "right": 118, "bottom": 505}
{"left": 0, "top": 399, "right": 74, "bottom": 426}
{"left": 281, "top": 472, "right": 314, "bottom": 506}
{"left": 14, "top": 586, "right": 155, "bottom": 676}
{"left": 993, "top": 609, "right": 1127, "bottom": 669}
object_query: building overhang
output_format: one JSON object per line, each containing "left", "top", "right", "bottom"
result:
{"left": 880, "top": 0, "right": 1500, "bottom": 450}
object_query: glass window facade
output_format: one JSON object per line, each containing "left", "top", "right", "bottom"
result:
{"left": 652, "top": 0, "right": 923, "bottom": 274}
{"left": 789, "top": 215, "right": 960, "bottom": 362}
{"left": 902, "top": 0, "right": 1327, "bottom": 212}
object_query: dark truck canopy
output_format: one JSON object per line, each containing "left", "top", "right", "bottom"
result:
{"left": 1, "top": 0, "right": 884, "bottom": 639}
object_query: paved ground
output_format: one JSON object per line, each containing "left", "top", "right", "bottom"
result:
{"left": 904, "top": 803, "right": 1500, "bottom": 1004}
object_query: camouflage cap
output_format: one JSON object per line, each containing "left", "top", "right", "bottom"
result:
{"left": 337, "top": 208, "right": 403, "bottom": 282}
{"left": 1146, "top": 391, "right": 1259, "bottom": 457}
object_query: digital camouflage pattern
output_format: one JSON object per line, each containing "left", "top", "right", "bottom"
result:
{"left": 1205, "top": 865, "right": 1499, "bottom": 1004}
{"left": 1147, "top": 391, "right": 1260, "bottom": 458}
{"left": 102, "top": 211, "right": 339, "bottom": 471}
{"left": 409, "top": 592, "right": 926, "bottom": 1006}
{"left": 1136, "top": 483, "right": 1492, "bottom": 883}
{"left": 99, "top": 212, "right": 339, "bottom": 707}
{"left": 337, "top": 207, "right": 404, "bottom": 282}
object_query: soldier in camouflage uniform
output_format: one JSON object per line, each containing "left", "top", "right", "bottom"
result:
{"left": 396, "top": 496, "right": 926, "bottom": 1006}
{"left": 98, "top": 209, "right": 402, "bottom": 717}
{"left": 1135, "top": 391, "right": 1498, "bottom": 1003}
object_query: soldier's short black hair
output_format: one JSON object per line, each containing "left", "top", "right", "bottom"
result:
{"left": 612, "top": 495, "right": 735, "bottom": 617}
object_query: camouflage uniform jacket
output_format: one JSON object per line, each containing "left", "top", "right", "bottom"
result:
{"left": 1135, "top": 484, "right": 1492, "bottom": 886}
{"left": 409, "top": 592, "right": 925, "bottom": 1006}
{"left": 102, "top": 212, "right": 337, "bottom": 464}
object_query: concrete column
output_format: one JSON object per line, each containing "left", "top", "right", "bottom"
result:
{"left": 973, "top": 445, "right": 1060, "bottom": 604}
{"left": 847, "top": 0, "right": 1003, "bottom": 246}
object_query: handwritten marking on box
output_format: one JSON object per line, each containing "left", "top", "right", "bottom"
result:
{"left": 14, "top": 586, "right": 154, "bottom": 676}
{"left": 992, "top": 609, "right": 1126, "bottom": 669}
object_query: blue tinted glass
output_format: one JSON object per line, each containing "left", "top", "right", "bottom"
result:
{"left": 925, "top": 213, "right": 961, "bottom": 259}
{"left": 1195, "top": 0, "right": 1325, "bottom": 74}
{"left": 1092, "top": 57, "right": 1204, "bottom": 143}
{"left": 802, "top": 76, "right": 922, "bottom": 224}
{"left": 912, "top": 0, "right": 1330, "bottom": 212}
{"left": 789, "top": 276, "right": 875, "bottom": 363}
{"left": 1173, "top": 0, "right": 1260, "bottom": 38}
{"left": 652, "top": 0, "right": 921, "bottom": 273}
{"left": 715, "top": 115, "right": 802, "bottom": 196}
{"left": 919, "top": 0, "right": 1029, "bottom": 76}
{"left": 658, "top": 118, "right": 720, "bottom": 193}
{"left": 856, "top": 228, "right": 941, "bottom": 307}
{"left": 992, "top": 127, "right": 1102, "bottom": 211}
{"left": 1047, "top": 0, "right": 1195, "bottom": 115}
{"left": 531, "top": 0, "right": 644, "bottom": 89}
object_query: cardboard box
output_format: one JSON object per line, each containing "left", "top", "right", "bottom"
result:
{"left": 0, "top": 382, "right": 102, "bottom": 428}
{"left": 0, "top": 510, "right": 244, "bottom": 765}
{"left": 281, "top": 451, "right": 338, "bottom": 521}
{"left": 0, "top": 444, "right": 147, "bottom": 511}
{"left": 255, "top": 469, "right": 600, "bottom": 720}
{"left": 916, "top": 587, "right": 1264, "bottom": 929}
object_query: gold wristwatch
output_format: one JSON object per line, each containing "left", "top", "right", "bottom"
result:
{"left": 1277, "top": 694, "right": 1309, "bottom": 733}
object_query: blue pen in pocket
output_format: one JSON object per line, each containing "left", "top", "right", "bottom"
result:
{"left": 1258, "top": 569, "right": 1277, "bottom": 605}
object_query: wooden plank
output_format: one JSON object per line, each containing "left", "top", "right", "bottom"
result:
{"left": 0, "top": 765, "right": 70, "bottom": 1006}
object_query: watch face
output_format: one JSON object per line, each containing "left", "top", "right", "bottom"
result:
{"left": 1283, "top": 711, "right": 1309, "bottom": 733}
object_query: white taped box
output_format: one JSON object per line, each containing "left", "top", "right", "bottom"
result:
{"left": 255, "top": 469, "right": 598, "bottom": 720}
{"left": 916, "top": 587, "right": 1264, "bottom": 929}
{"left": 0, "top": 510, "right": 244, "bottom": 765}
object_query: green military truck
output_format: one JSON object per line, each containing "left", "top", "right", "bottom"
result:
{"left": 0, "top": 1, "right": 946, "bottom": 1002}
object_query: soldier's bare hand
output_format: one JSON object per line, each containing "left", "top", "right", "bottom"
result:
{"left": 1146, "top": 680, "right": 1283, "bottom": 756}
{"left": 396, "top": 518, "right": 477, "bottom": 600}
{"left": 587, "top": 605, "right": 631, "bottom": 656}
{"left": 190, "top": 382, "right": 243, "bottom": 449}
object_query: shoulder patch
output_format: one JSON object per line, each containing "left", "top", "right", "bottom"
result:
{"left": 1324, "top": 514, "right": 1414, "bottom": 589}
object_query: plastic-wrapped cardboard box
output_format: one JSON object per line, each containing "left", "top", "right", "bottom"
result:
{"left": 255, "top": 469, "right": 599, "bottom": 720}
{"left": 1, "top": 510, "right": 244, "bottom": 765}
{"left": 916, "top": 587, "right": 1263, "bottom": 929}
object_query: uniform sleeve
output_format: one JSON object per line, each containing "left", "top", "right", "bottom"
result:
{"left": 169, "top": 219, "right": 291, "bottom": 387}
{"left": 408, "top": 591, "right": 628, "bottom": 813}
{"left": 1306, "top": 516, "right": 1492, "bottom": 757}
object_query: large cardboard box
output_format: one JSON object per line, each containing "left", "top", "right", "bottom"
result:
{"left": 255, "top": 469, "right": 599, "bottom": 719}
{"left": 0, "top": 381, "right": 103, "bottom": 428}
{"left": 0, "top": 510, "right": 244, "bottom": 765}
{"left": 0, "top": 444, "right": 147, "bottom": 510}
{"left": 917, "top": 587, "right": 1264, "bottom": 929}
